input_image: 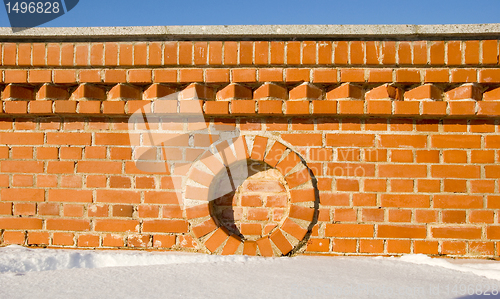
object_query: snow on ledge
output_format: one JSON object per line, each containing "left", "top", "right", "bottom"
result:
{"left": 1, "top": 245, "right": 500, "bottom": 282}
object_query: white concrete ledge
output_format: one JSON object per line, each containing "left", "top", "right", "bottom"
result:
{"left": 1, "top": 24, "right": 500, "bottom": 40}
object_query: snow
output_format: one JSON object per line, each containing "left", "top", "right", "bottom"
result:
{"left": 1, "top": 245, "right": 500, "bottom": 299}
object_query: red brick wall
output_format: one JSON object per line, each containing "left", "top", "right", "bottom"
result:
{"left": 1, "top": 39, "right": 500, "bottom": 257}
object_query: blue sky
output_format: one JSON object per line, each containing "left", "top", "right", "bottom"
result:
{"left": 1, "top": 0, "right": 500, "bottom": 27}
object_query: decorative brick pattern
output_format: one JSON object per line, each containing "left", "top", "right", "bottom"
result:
{"left": 1, "top": 36, "right": 500, "bottom": 258}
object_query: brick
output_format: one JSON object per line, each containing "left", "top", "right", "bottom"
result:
{"left": 446, "top": 84, "right": 482, "bottom": 101}
{"left": 254, "top": 83, "right": 287, "bottom": 100}
{"left": 286, "top": 68, "right": 310, "bottom": 82}
{"left": 205, "top": 69, "right": 229, "bottom": 83}
{"left": 90, "top": 43, "right": 104, "bottom": 66}
{"left": 368, "top": 69, "right": 393, "bottom": 82}
{"left": 470, "top": 180, "right": 495, "bottom": 193}
{"left": 313, "top": 69, "right": 337, "bottom": 83}
{"left": 362, "top": 209, "right": 384, "bottom": 222}
{"left": 393, "top": 101, "right": 420, "bottom": 115}
{"left": 366, "top": 100, "right": 392, "bottom": 115}
{"left": 431, "top": 135, "right": 481, "bottom": 149}
{"left": 47, "top": 132, "right": 91, "bottom": 145}
{"left": 78, "top": 234, "right": 100, "bottom": 247}
{"left": 447, "top": 41, "right": 462, "bottom": 65}
{"left": 59, "top": 43, "right": 74, "bottom": 66}
{"left": 112, "top": 204, "right": 133, "bottom": 217}
{"left": 464, "top": 40, "right": 479, "bottom": 64}
{"left": 47, "top": 161, "right": 75, "bottom": 173}
{"left": 240, "top": 223, "right": 262, "bottom": 235}
{"left": 222, "top": 41, "right": 237, "bottom": 65}
{"left": 366, "top": 84, "right": 402, "bottom": 100}
{"left": 14, "top": 202, "right": 36, "bottom": 215}
{"left": 404, "top": 84, "right": 442, "bottom": 100}
{"left": 101, "top": 234, "right": 124, "bottom": 247}
{"left": 360, "top": 240, "right": 383, "bottom": 253}
{"left": 161, "top": 42, "right": 177, "bottom": 65}
{"left": 429, "top": 41, "right": 445, "bottom": 65}
{"left": 72, "top": 84, "right": 106, "bottom": 101}
{"left": 153, "top": 69, "right": 177, "bottom": 83}
{"left": 286, "top": 41, "right": 301, "bottom": 65}
{"left": 95, "top": 219, "right": 139, "bottom": 232}
{"left": 338, "top": 100, "right": 364, "bottom": 114}
{"left": 377, "top": 225, "right": 426, "bottom": 239}
{"left": 289, "top": 83, "right": 322, "bottom": 100}
{"left": 205, "top": 228, "right": 230, "bottom": 252}
{"left": 381, "top": 41, "right": 396, "bottom": 64}
{"left": 3, "top": 43, "right": 17, "bottom": 66}
{"left": 325, "top": 224, "right": 374, "bottom": 238}
{"left": 29, "top": 70, "right": 52, "bottom": 83}
{"left": 396, "top": 69, "right": 421, "bottom": 83}
{"left": 53, "top": 70, "right": 76, "bottom": 84}
{"left": 442, "top": 210, "right": 466, "bottom": 223}
{"left": 451, "top": 69, "right": 477, "bottom": 83}
{"left": 46, "top": 219, "right": 89, "bottom": 231}
{"left": 482, "top": 40, "right": 498, "bottom": 64}
{"left": 48, "top": 189, "right": 92, "bottom": 203}
{"left": 53, "top": 233, "right": 75, "bottom": 246}
{"left": 38, "top": 202, "right": 59, "bottom": 216}
{"left": 75, "top": 44, "right": 89, "bottom": 66}
{"left": 258, "top": 100, "right": 283, "bottom": 115}
{"left": 152, "top": 235, "right": 175, "bottom": 248}
{"left": 281, "top": 134, "right": 322, "bottom": 147}
{"left": 28, "top": 232, "right": 50, "bottom": 245}
{"left": 53, "top": 100, "right": 77, "bottom": 114}
{"left": 232, "top": 69, "right": 256, "bottom": 83}
{"left": 129, "top": 69, "right": 152, "bottom": 83}
{"left": 379, "top": 134, "right": 427, "bottom": 148}
{"left": 327, "top": 84, "right": 362, "bottom": 100}
{"left": 17, "top": 43, "right": 31, "bottom": 66}
{"left": 285, "top": 100, "right": 309, "bottom": 115}
{"left": 254, "top": 41, "right": 269, "bottom": 65}
{"left": 434, "top": 195, "right": 482, "bottom": 209}
{"left": 340, "top": 69, "right": 364, "bottom": 82}
{"left": 365, "top": 41, "right": 380, "bottom": 65}
{"left": 2, "top": 84, "right": 33, "bottom": 100}
{"left": 96, "top": 190, "right": 140, "bottom": 204}
{"left": 63, "top": 204, "right": 84, "bottom": 217}
{"left": 414, "top": 240, "right": 438, "bottom": 254}
{"left": 79, "top": 70, "right": 102, "bottom": 83}
{"left": 381, "top": 194, "right": 429, "bottom": 208}
{"left": 1, "top": 188, "right": 44, "bottom": 202}
{"left": 270, "top": 229, "right": 292, "bottom": 255}
{"left": 432, "top": 227, "right": 481, "bottom": 239}
{"left": 289, "top": 205, "right": 314, "bottom": 222}
{"left": 326, "top": 134, "right": 374, "bottom": 147}
{"left": 478, "top": 101, "right": 500, "bottom": 116}
{"left": 398, "top": 42, "right": 412, "bottom": 65}
{"left": 431, "top": 165, "right": 480, "bottom": 178}
{"left": 108, "top": 84, "right": 141, "bottom": 100}
{"left": 307, "top": 239, "right": 329, "bottom": 252}
{"left": 259, "top": 68, "right": 283, "bottom": 82}
{"left": 348, "top": 41, "right": 363, "bottom": 64}
{"left": 326, "top": 162, "right": 375, "bottom": 177}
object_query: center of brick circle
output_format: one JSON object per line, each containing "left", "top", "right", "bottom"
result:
{"left": 211, "top": 160, "right": 290, "bottom": 241}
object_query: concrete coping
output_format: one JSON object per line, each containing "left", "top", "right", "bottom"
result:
{"left": 0, "top": 24, "right": 500, "bottom": 40}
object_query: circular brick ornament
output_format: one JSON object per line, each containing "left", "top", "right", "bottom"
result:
{"left": 185, "top": 135, "right": 317, "bottom": 256}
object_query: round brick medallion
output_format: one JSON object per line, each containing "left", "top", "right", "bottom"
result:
{"left": 185, "top": 135, "right": 318, "bottom": 256}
